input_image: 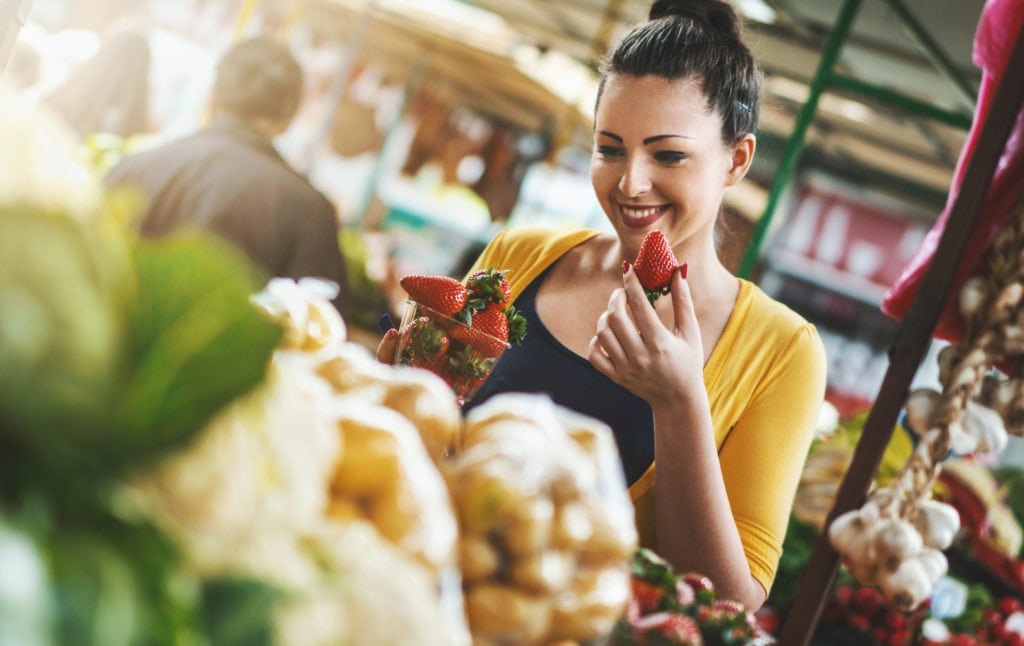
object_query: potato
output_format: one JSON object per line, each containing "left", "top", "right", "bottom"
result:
{"left": 368, "top": 482, "right": 417, "bottom": 544}
{"left": 332, "top": 419, "right": 403, "bottom": 495}
{"left": 459, "top": 532, "right": 501, "bottom": 583}
{"left": 379, "top": 366, "right": 461, "bottom": 463}
{"left": 508, "top": 549, "right": 573, "bottom": 594}
{"left": 576, "top": 497, "right": 637, "bottom": 564}
{"left": 465, "top": 583, "right": 551, "bottom": 644}
{"left": 455, "top": 469, "right": 529, "bottom": 534}
{"left": 547, "top": 567, "right": 630, "bottom": 642}
{"left": 503, "top": 497, "right": 555, "bottom": 557}
{"left": 551, "top": 501, "right": 593, "bottom": 551}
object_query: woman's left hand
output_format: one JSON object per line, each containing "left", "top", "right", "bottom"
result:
{"left": 587, "top": 264, "right": 704, "bottom": 408}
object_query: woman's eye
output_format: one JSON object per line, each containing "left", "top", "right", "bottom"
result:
{"left": 596, "top": 145, "right": 624, "bottom": 159}
{"left": 654, "top": 151, "right": 686, "bottom": 164}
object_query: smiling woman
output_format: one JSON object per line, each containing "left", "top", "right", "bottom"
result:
{"left": 375, "top": 0, "right": 828, "bottom": 613}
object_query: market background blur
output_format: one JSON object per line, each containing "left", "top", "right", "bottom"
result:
{"left": 4, "top": 0, "right": 1024, "bottom": 643}
{"left": 5, "top": 0, "right": 1022, "bottom": 460}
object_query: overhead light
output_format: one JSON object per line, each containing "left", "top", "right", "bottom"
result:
{"left": 736, "top": 0, "right": 777, "bottom": 24}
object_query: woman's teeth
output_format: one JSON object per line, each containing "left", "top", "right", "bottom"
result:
{"left": 622, "top": 205, "right": 662, "bottom": 219}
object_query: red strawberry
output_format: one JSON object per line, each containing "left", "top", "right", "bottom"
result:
{"left": 633, "top": 230, "right": 680, "bottom": 304}
{"left": 465, "top": 267, "right": 511, "bottom": 310}
{"left": 630, "top": 578, "right": 665, "bottom": 614}
{"left": 451, "top": 304, "right": 509, "bottom": 357}
{"left": 633, "top": 612, "right": 703, "bottom": 644}
{"left": 399, "top": 275, "right": 468, "bottom": 317}
{"left": 400, "top": 316, "right": 449, "bottom": 369}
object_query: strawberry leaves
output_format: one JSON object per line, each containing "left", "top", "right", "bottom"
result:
{"left": 633, "top": 230, "right": 681, "bottom": 305}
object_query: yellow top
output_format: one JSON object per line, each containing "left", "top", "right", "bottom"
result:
{"left": 470, "top": 226, "right": 827, "bottom": 593}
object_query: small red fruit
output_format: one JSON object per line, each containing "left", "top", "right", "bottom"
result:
{"left": 465, "top": 267, "right": 511, "bottom": 309}
{"left": 633, "top": 230, "right": 680, "bottom": 304}
{"left": 451, "top": 304, "right": 509, "bottom": 357}
{"left": 400, "top": 275, "right": 468, "bottom": 317}
{"left": 630, "top": 578, "right": 665, "bottom": 614}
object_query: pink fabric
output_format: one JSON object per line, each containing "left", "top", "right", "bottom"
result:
{"left": 881, "top": 0, "right": 1024, "bottom": 343}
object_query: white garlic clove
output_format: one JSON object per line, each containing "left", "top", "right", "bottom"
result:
{"left": 871, "top": 518, "right": 924, "bottom": 570}
{"left": 914, "top": 548, "right": 949, "bottom": 584}
{"left": 947, "top": 418, "right": 980, "bottom": 455}
{"left": 904, "top": 388, "right": 941, "bottom": 435}
{"left": 880, "top": 557, "right": 933, "bottom": 611}
{"left": 958, "top": 276, "right": 988, "bottom": 319}
{"left": 913, "top": 499, "right": 961, "bottom": 550}
{"left": 963, "top": 400, "right": 1009, "bottom": 454}
{"left": 829, "top": 509, "right": 874, "bottom": 560}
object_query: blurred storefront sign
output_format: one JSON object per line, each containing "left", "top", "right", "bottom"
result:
{"left": 760, "top": 175, "right": 938, "bottom": 417}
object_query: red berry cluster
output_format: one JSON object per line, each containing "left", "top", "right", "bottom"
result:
{"left": 823, "top": 584, "right": 920, "bottom": 645}
{"left": 931, "top": 597, "right": 1024, "bottom": 646}
{"left": 612, "top": 549, "right": 775, "bottom": 645}
{"left": 397, "top": 268, "right": 526, "bottom": 401}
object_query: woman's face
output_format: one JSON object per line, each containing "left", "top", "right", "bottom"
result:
{"left": 590, "top": 74, "right": 753, "bottom": 251}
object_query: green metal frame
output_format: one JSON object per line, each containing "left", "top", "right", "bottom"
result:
{"left": 736, "top": 0, "right": 977, "bottom": 279}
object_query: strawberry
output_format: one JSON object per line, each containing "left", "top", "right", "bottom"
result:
{"left": 399, "top": 274, "right": 468, "bottom": 317}
{"left": 400, "top": 316, "right": 449, "bottom": 368}
{"left": 630, "top": 578, "right": 665, "bottom": 614}
{"left": 634, "top": 612, "right": 703, "bottom": 644}
{"left": 445, "top": 345, "right": 498, "bottom": 398}
{"left": 465, "top": 267, "right": 511, "bottom": 310}
{"left": 450, "top": 304, "right": 509, "bottom": 357}
{"left": 633, "top": 230, "right": 680, "bottom": 304}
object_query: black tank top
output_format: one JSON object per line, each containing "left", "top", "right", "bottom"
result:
{"left": 463, "top": 266, "right": 655, "bottom": 486}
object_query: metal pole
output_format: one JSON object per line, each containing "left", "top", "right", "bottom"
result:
{"left": 829, "top": 72, "right": 972, "bottom": 130}
{"left": 878, "top": 0, "right": 978, "bottom": 111}
{"left": 737, "top": 0, "right": 863, "bottom": 279}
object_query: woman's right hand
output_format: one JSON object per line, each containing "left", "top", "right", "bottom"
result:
{"left": 376, "top": 328, "right": 399, "bottom": 363}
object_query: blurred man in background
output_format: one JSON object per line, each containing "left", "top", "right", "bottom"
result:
{"left": 106, "top": 36, "right": 351, "bottom": 316}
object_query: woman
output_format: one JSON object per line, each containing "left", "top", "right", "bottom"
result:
{"left": 381, "top": 0, "right": 826, "bottom": 609}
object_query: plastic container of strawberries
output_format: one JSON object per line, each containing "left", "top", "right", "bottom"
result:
{"left": 393, "top": 300, "right": 510, "bottom": 405}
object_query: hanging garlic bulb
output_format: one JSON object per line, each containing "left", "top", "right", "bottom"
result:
{"left": 880, "top": 557, "right": 933, "bottom": 612}
{"left": 871, "top": 518, "right": 924, "bottom": 571}
{"left": 904, "top": 388, "right": 941, "bottom": 434}
{"left": 913, "top": 499, "right": 961, "bottom": 550}
{"left": 958, "top": 276, "right": 989, "bottom": 319}
{"left": 962, "top": 400, "right": 1009, "bottom": 454}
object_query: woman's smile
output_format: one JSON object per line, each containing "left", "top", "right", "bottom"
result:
{"left": 619, "top": 202, "right": 670, "bottom": 228}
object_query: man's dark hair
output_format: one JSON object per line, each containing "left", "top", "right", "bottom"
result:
{"left": 214, "top": 37, "right": 303, "bottom": 124}
{"left": 597, "top": 0, "right": 761, "bottom": 144}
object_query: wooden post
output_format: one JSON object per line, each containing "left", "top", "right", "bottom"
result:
{"left": 778, "top": 26, "right": 1024, "bottom": 646}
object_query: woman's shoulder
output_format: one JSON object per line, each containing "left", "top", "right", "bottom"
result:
{"left": 485, "top": 225, "right": 600, "bottom": 257}
{"left": 475, "top": 226, "right": 601, "bottom": 298}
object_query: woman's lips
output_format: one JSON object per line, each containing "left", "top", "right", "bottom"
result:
{"left": 619, "top": 203, "right": 668, "bottom": 229}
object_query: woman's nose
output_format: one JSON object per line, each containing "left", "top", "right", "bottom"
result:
{"left": 618, "top": 157, "right": 652, "bottom": 197}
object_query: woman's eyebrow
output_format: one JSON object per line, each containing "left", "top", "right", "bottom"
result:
{"left": 643, "top": 134, "right": 691, "bottom": 144}
{"left": 596, "top": 131, "right": 691, "bottom": 145}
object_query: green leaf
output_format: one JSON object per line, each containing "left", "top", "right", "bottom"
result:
{"left": 114, "top": 231, "right": 282, "bottom": 468}
{"left": 201, "top": 577, "right": 281, "bottom": 646}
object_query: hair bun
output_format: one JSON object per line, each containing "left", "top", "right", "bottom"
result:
{"left": 648, "top": 0, "right": 742, "bottom": 40}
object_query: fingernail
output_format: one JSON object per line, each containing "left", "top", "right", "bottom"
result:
{"left": 681, "top": 262, "right": 688, "bottom": 279}
{"left": 622, "top": 260, "right": 630, "bottom": 273}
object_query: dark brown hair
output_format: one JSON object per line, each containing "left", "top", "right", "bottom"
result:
{"left": 597, "top": 0, "right": 761, "bottom": 143}
{"left": 214, "top": 37, "right": 303, "bottom": 125}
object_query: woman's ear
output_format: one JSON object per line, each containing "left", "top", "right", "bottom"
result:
{"left": 724, "top": 133, "right": 756, "bottom": 186}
